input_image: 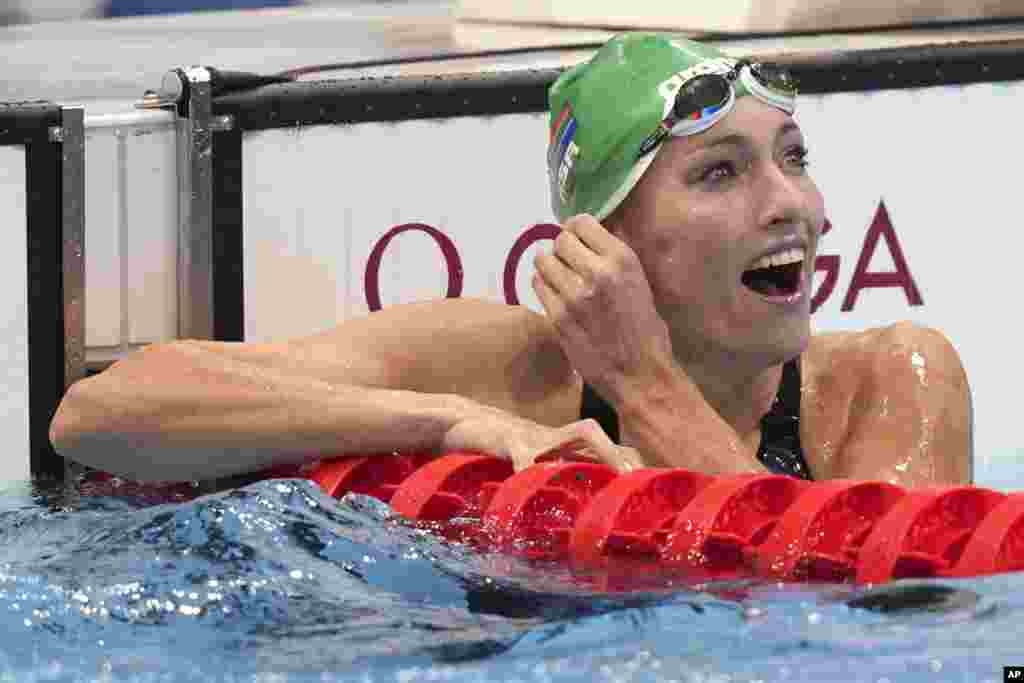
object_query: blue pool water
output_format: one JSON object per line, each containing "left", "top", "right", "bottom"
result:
{"left": 2, "top": 471, "right": 1023, "bottom": 683}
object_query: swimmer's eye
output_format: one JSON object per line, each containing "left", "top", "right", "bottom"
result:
{"left": 784, "top": 145, "right": 810, "bottom": 170}
{"left": 699, "top": 161, "right": 738, "bottom": 185}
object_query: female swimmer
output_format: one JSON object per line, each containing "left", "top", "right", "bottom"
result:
{"left": 49, "top": 34, "right": 971, "bottom": 487}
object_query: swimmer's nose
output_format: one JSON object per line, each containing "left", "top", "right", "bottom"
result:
{"left": 754, "top": 162, "right": 806, "bottom": 233}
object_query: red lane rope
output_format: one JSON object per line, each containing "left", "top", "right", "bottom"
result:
{"left": 307, "top": 451, "right": 1024, "bottom": 585}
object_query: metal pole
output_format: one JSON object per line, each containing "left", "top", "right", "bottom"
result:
{"left": 60, "top": 106, "right": 86, "bottom": 391}
{"left": 177, "top": 66, "right": 216, "bottom": 341}
{"left": 59, "top": 106, "right": 86, "bottom": 484}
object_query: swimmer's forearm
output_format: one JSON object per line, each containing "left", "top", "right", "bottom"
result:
{"left": 54, "top": 387, "right": 475, "bottom": 483}
{"left": 49, "top": 342, "right": 480, "bottom": 482}
{"left": 614, "top": 362, "right": 765, "bottom": 475}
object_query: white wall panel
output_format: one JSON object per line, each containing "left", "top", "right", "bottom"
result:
{"left": 0, "top": 147, "right": 30, "bottom": 481}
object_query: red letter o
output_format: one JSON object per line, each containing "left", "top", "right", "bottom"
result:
{"left": 502, "top": 223, "right": 561, "bottom": 305}
{"left": 364, "top": 223, "right": 464, "bottom": 312}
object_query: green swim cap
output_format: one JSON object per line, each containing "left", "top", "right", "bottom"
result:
{"left": 547, "top": 32, "right": 792, "bottom": 223}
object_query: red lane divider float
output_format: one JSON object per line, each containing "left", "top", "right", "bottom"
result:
{"left": 758, "top": 479, "right": 905, "bottom": 582}
{"left": 954, "top": 495, "right": 1024, "bottom": 577}
{"left": 571, "top": 468, "right": 712, "bottom": 565}
{"left": 661, "top": 473, "right": 809, "bottom": 580}
{"left": 311, "top": 452, "right": 434, "bottom": 503}
{"left": 855, "top": 486, "right": 1006, "bottom": 583}
{"left": 306, "top": 451, "right": 1024, "bottom": 585}
{"left": 484, "top": 461, "right": 618, "bottom": 559}
{"left": 388, "top": 452, "right": 513, "bottom": 522}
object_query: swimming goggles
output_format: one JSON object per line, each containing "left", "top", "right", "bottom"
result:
{"left": 638, "top": 60, "right": 798, "bottom": 158}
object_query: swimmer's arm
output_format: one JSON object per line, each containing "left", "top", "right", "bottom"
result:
{"left": 49, "top": 340, "right": 484, "bottom": 482}
{"left": 50, "top": 299, "right": 579, "bottom": 482}
{"left": 828, "top": 323, "right": 972, "bottom": 486}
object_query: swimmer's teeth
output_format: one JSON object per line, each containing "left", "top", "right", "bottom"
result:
{"left": 749, "top": 247, "right": 805, "bottom": 271}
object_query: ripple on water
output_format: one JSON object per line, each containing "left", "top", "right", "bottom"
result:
{"left": 0, "top": 477, "right": 1019, "bottom": 682}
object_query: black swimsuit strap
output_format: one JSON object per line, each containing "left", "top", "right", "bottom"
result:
{"left": 757, "top": 358, "right": 812, "bottom": 480}
{"left": 580, "top": 381, "right": 620, "bottom": 444}
{"left": 579, "top": 359, "right": 812, "bottom": 480}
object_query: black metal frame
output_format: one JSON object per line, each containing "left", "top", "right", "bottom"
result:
{"left": 777, "top": 39, "right": 1024, "bottom": 94}
{"left": 211, "top": 126, "right": 244, "bottom": 342}
{"left": 0, "top": 102, "right": 67, "bottom": 481}
{"left": 215, "top": 38, "right": 1024, "bottom": 130}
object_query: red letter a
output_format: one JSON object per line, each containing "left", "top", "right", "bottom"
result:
{"left": 841, "top": 201, "right": 923, "bottom": 312}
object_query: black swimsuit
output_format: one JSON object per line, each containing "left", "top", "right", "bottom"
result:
{"left": 579, "top": 358, "right": 813, "bottom": 480}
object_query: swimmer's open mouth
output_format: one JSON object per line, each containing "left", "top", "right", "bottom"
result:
{"left": 742, "top": 248, "right": 805, "bottom": 298}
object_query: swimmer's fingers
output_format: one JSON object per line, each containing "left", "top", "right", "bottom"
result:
{"left": 583, "top": 444, "right": 645, "bottom": 473}
{"left": 551, "top": 226, "right": 602, "bottom": 284}
{"left": 533, "top": 250, "right": 585, "bottom": 304}
{"left": 617, "top": 446, "right": 646, "bottom": 472}
{"left": 441, "top": 407, "right": 642, "bottom": 473}
{"left": 534, "top": 442, "right": 644, "bottom": 473}
{"left": 531, "top": 267, "right": 575, "bottom": 340}
{"left": 533, "top": 218, "right": 610, "bottom": 306}
{"left": 561, "top": 214, "right": 624, "bottom": 259}
{"left": 531, "top": 259, "right": 589, "bottom": 346}
{"left": 533, "top": 421, "right": 645, "bottom": 472}
{"left": 533, "top": 439, "right": 598, "bottom": 464}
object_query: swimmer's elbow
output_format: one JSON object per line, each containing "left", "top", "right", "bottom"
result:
{"left": 48, "top": 387, "right": 75, "bottom": 454}
{"left": 49, "top": 376, "right": 102, "bottom": 459}
{"left": 49, "top": 342, "right": 179, "bottom": 463}
{"left": 51, "top": 372, "right": 169, "bottom": 480}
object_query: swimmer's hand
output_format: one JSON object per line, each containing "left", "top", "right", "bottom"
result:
{"left": 440, "top": 406, "right": 644, "bottom": 472}
{"left": 532, "top": 214, "right": 674, "bottom": 404}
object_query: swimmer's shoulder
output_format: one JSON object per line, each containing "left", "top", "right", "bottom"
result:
{"left": 801, "top": 322, "right": 969, "bottom": 478}
{"left": 805, "top": 321, "right": 965, "bottom": 386}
